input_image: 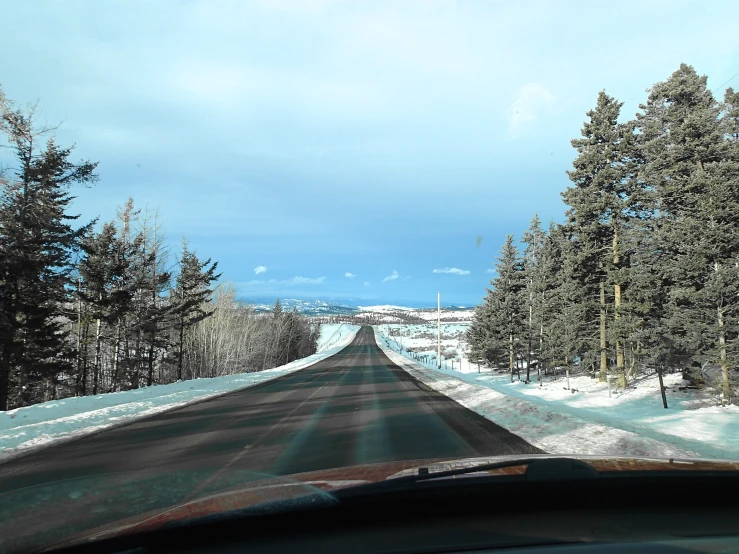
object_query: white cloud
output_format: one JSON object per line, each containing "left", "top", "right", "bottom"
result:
{"left": 285, "top": 276, "right": 326, "bottom": 285}
{"left": 507, "top": 83, "right": 555, "bottom": 139}
{"left": 254, "top": 265, "right": 267, "bottom": 275}
{"left": 433, "top": 267, "right": 470, "bottom": 276}
{"left": 364, "top": 281, "right": 371, "bottom": 287}
{"left": 240, "top": 276, "right": 325, "bottom": 286}
{"left": 344, "top": 272, "right": 356, "bottom": 278}
{"left": 486, "top": 268, "right": 496, "bottom": 274}
{"left": 382, "top": 269, "right": 399, "bottom": 282}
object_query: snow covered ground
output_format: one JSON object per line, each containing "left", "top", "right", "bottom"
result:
{"left": 375, "top": 322, "right": 471, "bottom": 363}
{"left": 374, "top": 327, "right": 739, "bottom": 461}
{"left": 0, "top": 324, "right": 361, "bottom": 462}
{"left": 354, "top": 305, "right": 475, "bottom": 324}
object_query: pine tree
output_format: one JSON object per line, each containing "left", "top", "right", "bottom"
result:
{"left": 487, "top": 236, "right": 525, "bottom": 381}
{"left": 467, "top": 299, "right": 499, "bottom": 368}
{"left": 521, "top": 214, "right": 546, "bottom": 383}
{"left": 263, "top": 299, "right": 284, "bottom": 369}
{"left": 79, "top": 222, "right": 130, "bottom": 394}
{"left": 563, "top": 90, "right": 639, "bottom": 385}
{"left": 172, "top": 241, "right": 221, "bottom": 381}
{"left": 137, "top": 208, "right": 171, "bottom": 387}
{"left": 636, "top": 64, "right": 739, "bottom": 403}
{"left": 0, "top": 90, "right": 98, "bottom": 409}
{"left": 540, "top": 224, "right": 590, "bottom": 388}
{"left": 536, "top": 223, "right": 568, "bottom": 377}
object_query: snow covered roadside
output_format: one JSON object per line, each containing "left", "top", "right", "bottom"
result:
{"left": 374, "top": 328, "right": 739, "bottom": 461}
{"left": 0, "top": 324, "right": 361, "bottom": 462}
{"left": 316, "top": 323, "right": 360, "bottom": 352}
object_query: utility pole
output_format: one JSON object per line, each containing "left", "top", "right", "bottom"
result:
{"left": 437, "top": 291, "right": 441, "bottom": 369}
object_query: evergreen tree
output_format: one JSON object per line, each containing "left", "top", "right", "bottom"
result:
{"left": 0, "top": 90, "right": 97, "bottom": 409}
{"left": 523, "top": 220, "right": 566, "bottom": 384}
{"left": 137, "top": 208, "right": 171, "bottom": 387}
{"left": 467, "top": 298, "right": 499, "bottom": 368}
{"left": 636, "top": 64, "right": 739, "bottom": 403}
{"left": 79, "top": 222, "right": 130, "bottom": 394}
{"left": 521, "top": 214, "right": 546, "bottom": 383}
{"left": 542, "top": 225, "right": 590, "bottom": 389}
{"left": 484, "top": 236, "right": 525, "bottom": 381}
{"left": 172, "top": 242, "right": 221, "bottom": 381}
{"left": 563, "top": 90, "right": 639, "bottom": 385}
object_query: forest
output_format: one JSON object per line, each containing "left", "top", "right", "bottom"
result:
{"left": 467, "top": 64, "right": 739, "bottom": 406}
{"left": 0, "top": 88, "right": 319, "bottom": 411}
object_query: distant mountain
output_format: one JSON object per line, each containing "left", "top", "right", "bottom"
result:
{"left": 239, "top": 296, "right": 472, "bottom": 315}
{"left": 240, "top": 297, "right": 359, "bottom": 316}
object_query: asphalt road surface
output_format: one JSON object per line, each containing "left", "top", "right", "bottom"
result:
{"left": 0, "top": 326, "right": 540, "bottom": 550}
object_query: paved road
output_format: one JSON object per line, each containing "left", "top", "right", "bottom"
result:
{"left": 0, "top": 326, "right": 539, "bottom": 550}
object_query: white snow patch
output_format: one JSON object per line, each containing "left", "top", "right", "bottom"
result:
{"left": 0, "top": 326, "right": 361, "bottom": 462}
{"left": 317, "top": 323, "right": 361, "bottom": 352}
{"left": 373, "top": 327, "right": 739, "bottom": 461}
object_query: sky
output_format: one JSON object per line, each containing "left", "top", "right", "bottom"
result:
{"left": 1, "top": 0, "right": 738, "bottom": 306}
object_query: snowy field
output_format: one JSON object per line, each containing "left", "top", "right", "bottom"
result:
{"left": 0, "top": 324, "right": 361, "bottom": 462}
{"left": 375, "top": 321, "right": 471, "bottom": 367}
{"left": 374, "top": 327, "right": 739, "bottom": 461}
{"left": 354, "top": 305, "right": 474, "bottom": 324}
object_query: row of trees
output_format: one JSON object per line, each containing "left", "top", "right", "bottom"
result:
{"left": 468, "top": 64, "right": 739, "bottom": 405}
{"left": 0, "top": 87, "right": 319, "bottom": 411}
{"left": 184, "top": 293, "right": 320, "bottom": 380}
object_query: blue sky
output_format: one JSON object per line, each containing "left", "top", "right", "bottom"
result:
{"left": 1, "top": 0, "right": 738, "bottom": 305}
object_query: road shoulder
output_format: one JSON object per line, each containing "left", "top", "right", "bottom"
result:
{"left": 372, "top": 329, "right": 699, "bottom": 459}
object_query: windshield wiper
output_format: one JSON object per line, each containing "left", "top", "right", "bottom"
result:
{"left": 397, "top": 457, "right": 600, "bottom": 483}
{"left": 334, "top": 457, "right": 600, "bottom": 498}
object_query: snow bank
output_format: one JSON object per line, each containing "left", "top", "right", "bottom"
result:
{"left": 374, "top": 328, "right": 739, "bottom": 461}
{"left": 317, "top": 323, "right": 362, "bottom": 352}
{"left": 0, "top": 325, "right": 361, "bottom": 462}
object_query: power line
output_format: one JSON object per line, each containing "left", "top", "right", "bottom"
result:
{"left": 711, "top": 69, "right": 739, "bottom": 95}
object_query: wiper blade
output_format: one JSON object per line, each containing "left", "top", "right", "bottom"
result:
{"left": 330, "top": 457, "right": 601, "bottom": 499}
{"left": 393, "top": 457, "right": 600, "bottom": 484}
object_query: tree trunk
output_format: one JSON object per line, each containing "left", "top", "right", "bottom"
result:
{"left": 262, "top": 332, "right": 271, "bottom": 371}
{"left": 626, "top": 342, "right": 638, "bottom": 382}
{"left": 110, "top": 322, "right": 121, "bottom": 392}
{"left": 133, "top": 327, "right": 142, "bottom": 389}
{"left": 539, "top": 289, "right": 544, "bottom": 384}
{"left": 76, "top": 278, "right": 83, "bottom": 395}
{"left": 0, "top": 347, "right": 10, "bottom": 411}
{"left": 178, "top": 320, "right": 185, "bottom": 381}
{"left": 93, "top": 317, "right": 102, "bottom": 395}
{"left": 526, "top": 290, "right": 533, "bottom": 383}
{"left": 509, "top": 332, "right": 514, "bottom": 382}
{"left": 148, "top": 225, "right": 158, "bottom": 387}
{"left": 147, "top": 337, "right": 155, "bottom": 387}
{"left": 657, "top": 366, "right": 668, "bottom": 409}
{"left": 81, "top": 320, "right": 90, "bottom": 396}
{"left": 613, "top": 230, "right": 626, "bottom": 387}
{"left": 718, "top": 305, "right": 731, "bottom": 405}
{"left": 599, "top": 279, "right": 607, "bottom": 382}
{"left": 284, "top": 323, "right": 295, "bottom": 365}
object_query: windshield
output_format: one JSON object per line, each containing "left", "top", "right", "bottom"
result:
{"left": 1, "top": 1, "right": 739, "bottom": 552}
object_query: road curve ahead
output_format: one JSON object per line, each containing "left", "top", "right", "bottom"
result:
{"left": 0, "top": 326, "right": 541, "bottom": 549}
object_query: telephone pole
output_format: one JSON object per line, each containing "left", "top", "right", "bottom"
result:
{"left": 437, "top": 291, "right": 441, "bottom": 369}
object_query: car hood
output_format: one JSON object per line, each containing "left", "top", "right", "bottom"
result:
{"left": 44, "top": 454, "right": 739, "bottom": 551}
